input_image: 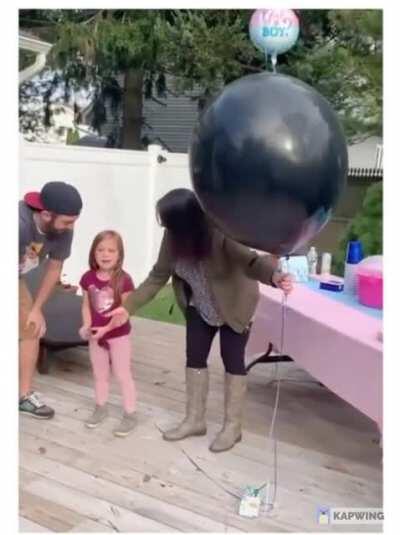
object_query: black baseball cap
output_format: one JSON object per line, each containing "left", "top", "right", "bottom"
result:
{"left": 24, "top": 181, "right": 83, "bottom": 216}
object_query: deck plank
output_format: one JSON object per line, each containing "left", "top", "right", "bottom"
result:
{"left": 20, "top": 317, "right": 382, "bottom": 532}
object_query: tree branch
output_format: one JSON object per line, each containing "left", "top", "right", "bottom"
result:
{"left": 82, "top": 10, "right": 104, "bottom": 25}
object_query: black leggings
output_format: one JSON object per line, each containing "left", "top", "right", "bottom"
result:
{"left": 186, "top": 306, "right": 250, "bottom": 375}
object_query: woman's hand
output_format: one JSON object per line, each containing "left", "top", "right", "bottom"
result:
{"left": 105, "top": 306, "right": 130, "bottom": 325}
{"left": 272, "top": 271, "right": 294, "bottom": 295}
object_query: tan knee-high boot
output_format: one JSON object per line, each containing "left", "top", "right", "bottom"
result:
{"left": 163, "top": 368, "right": 209, "bottom": 441}
{"left": 209, "top": 373, "right": 247, "bottom": 453}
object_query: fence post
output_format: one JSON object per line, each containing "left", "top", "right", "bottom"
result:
{"left": 145, "top": 144, "right": 160, "bottom": 277}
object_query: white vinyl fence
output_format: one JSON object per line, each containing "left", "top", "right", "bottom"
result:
{"left": 20, "top": 141, "right": 192, "bottom": 286}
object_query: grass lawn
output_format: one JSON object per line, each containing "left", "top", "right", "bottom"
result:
{"left": 135, "top": 285, "right": 186, "bottom": 326}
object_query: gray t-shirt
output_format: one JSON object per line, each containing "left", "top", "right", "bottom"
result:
{"left": 19, "top": 200, "right": 73, "bottom": 274}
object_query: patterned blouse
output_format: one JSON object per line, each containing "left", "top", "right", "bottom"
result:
{"left": 175, "top": 258, "right": 223, "bottom": 327}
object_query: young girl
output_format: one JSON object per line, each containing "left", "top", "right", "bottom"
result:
{"left": 79, "top": 230, "right": 136, "bottom": 437}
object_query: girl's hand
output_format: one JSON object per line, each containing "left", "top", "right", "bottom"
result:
{"left": 79, "top": 325, "right": 91, "bottom": 340}
{"left": 105, "top": 306, "right": 129, "bottom": 325}
{"left": 272, "top": 271, "right": 294, "bottom": 295}
{"left": 90, "top": 325, "right": 110, "bottom": 341}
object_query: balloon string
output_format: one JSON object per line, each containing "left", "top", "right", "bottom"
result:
{"left": 271, "top": 54, "right": 277, "bottom": 73}
{"left": 265, "top": 51, "right": 277, "bottom": 73}
{"left": 259, "top": 291, "right": 286, "bottom": 513}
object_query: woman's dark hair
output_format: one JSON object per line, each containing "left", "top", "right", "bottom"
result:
{"left": 156, "top": 188, "right": 212, "bottom": 261}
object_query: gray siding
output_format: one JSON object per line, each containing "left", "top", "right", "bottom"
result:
{"left": 83, "top": 75, "right": 203, "bottom": 152}
{"left": 142, "top": 85, "right": 201, "bottom": 153}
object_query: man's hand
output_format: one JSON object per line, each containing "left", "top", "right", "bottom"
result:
{"left": 272, "top": 272, "right": 294, "bottom": 295}
{"left": 26, "top": 307, "right": 46, "bottom": 338}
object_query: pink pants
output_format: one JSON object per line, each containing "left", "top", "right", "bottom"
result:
{"left": 88, "top": 335, "right": 136, "bottom": 413}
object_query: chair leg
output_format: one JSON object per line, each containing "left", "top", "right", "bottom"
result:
{"left": 246, "top": 343, "right": 293, "bottom": 372}
{"left": 37, "top": 345, "right": 50, "bottom": 375}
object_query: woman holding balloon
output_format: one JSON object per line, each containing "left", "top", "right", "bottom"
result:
{"left": 108, "top": 8, "right": 347, "bottom": 454}
{"left": 108, "top": 188, "right": 293, "bottom": 453}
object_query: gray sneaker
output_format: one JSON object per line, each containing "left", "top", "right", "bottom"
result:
{"left": 19, "top": 392, "right": 55, "bottom": 419}
{"left": 113, "top": 412, "right": 136, "bottom": 437}
{"left": 85, "top": 405, "right": 108, "bottom": 428}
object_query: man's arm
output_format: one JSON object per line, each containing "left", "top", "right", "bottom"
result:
{"left": 33, "top": 259, "right": 63, "bottom": 310}
{"left": 25, "top": 259, "right": 63, "bottom": 337}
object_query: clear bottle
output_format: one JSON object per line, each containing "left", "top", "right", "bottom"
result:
{"left": 343, "top": 240, "right": 364, "bottom": 295}
{"left": 307, "top": 246, "right": 318, "bottom": 276}
{"left": 320, "top": 252, "right": 332, "bottom": 276}
{"left": 343, "top": 263, "right": 359, "bottom": 294}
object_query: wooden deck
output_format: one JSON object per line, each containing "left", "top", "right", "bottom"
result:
{"left": 19, "top": 317, "right": 383, "bottom": 532}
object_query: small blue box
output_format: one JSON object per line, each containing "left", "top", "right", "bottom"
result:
{"left": 319, "top": 280, "right": 344, "bottom": 292}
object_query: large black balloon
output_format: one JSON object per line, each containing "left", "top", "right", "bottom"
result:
{"left": 189, "top": 73, "right": 348, "bottom": 255}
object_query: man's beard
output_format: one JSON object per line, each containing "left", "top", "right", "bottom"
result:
{"left": 42, "top": 218, "right": 67, "bottom": 237}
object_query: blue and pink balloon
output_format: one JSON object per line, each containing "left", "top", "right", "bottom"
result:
{"left": 249, "top": 9, "right": 299, "bottom": 68}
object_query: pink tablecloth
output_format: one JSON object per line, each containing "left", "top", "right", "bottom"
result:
{"left": 246, "top": 283, "right": 383, "bottom": 431}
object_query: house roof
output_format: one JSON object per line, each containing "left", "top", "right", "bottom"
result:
{"left": 141, "top": 90, "right": 201, "bottom": 153}
{"left": 348, "top": 136, "right": 383, "bottom": 169}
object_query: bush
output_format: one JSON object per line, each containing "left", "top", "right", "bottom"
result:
{"left": 332, "top": 181, "right": 383, "bottom": 275}
{"left": 66, "top": 128, "right": 80, "bottom": 145}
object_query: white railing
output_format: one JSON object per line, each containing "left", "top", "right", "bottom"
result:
{"left": 20, "top": 141, "right": 192, "bottom": 286}
{"left": 375, "top": 144, "right": 383, "bottom": 170}
{"left": 19, "top": 35, "right": 53, "bottom": 85}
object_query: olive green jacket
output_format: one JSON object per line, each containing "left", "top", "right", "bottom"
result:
{"left": 124, "top": 228, "right": 277, "bottom": 333}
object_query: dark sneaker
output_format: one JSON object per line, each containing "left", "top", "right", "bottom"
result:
{"left": 19, "top": 392, "right": 55, "bottom": 419}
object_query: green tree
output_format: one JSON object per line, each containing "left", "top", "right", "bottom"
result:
{"left": 332, "top": 181, "right": 383, "bottom": 275}
{"left": 280, "top": 10, "right": 382, "bottom": 141}
{"left": 19, "top": 9, "right": 382, "bottom": 148}
{"left": 66, "top": 127, "right": 80, "bottom": 145}
{"left": 49, "top": 9, "right": 260, "bottom": 149}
